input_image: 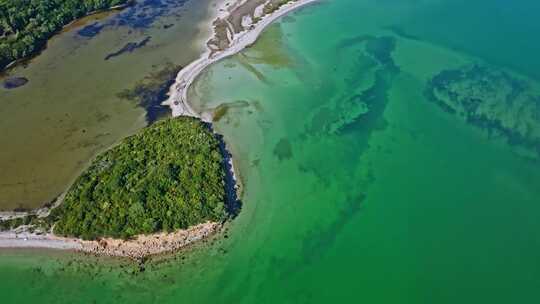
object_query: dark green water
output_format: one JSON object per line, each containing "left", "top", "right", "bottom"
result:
{"left": 1, "top": 0, "right": 540, "bottom": 303}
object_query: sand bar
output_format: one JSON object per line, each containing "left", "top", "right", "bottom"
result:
{"left": 164, "top": 0, "right": 320, "bottom": 120}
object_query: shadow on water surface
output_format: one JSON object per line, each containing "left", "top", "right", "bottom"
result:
{"left": 273, "top": 138, "right": 294, "bottom": 161}
{"left": 77, "top": 22, "right": 107, "bottom": 37}
{"left": 116, "top": 63, "right": 181, "bottom": 124}
{"left": 105, "top": 36, "right": 152, "bottom": 60}
{"left": 215, "top": 131, "right": 243, "bottom": 219}
{"left": 2, "top": 77, "right": 29, "bottom": 89}
{"left": 77, "top": 0, "right": 189, "bottom": 39}
{"left": 300, "top": 193, "right": 366, "bottom": 265}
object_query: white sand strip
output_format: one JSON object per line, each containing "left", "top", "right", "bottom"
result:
{"left": 0, "top": 232, "right": 82, "bottom": 250}
{"left": 163, "top": 0, "right": 320, "bottom": 120}
{"left": 0, "top": 222, "right": 219, "bottom": 259}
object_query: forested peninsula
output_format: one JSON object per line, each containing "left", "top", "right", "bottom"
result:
{"left": 52, "top": 117, "right": 228, "bottom": 240}
{"left": 0, "top": 0, "right": 130, "bottom": 70}
{"left": 1, "top": 118, "right": 231, "bottom": 245}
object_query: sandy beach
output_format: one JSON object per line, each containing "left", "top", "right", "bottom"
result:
{"left": 0, "top": 222, "right": 219, "bottom": 260}
{"left": 164, "top": 0, "right": 320, "bottom": 120}
{"left": 0, "top": 232, "right": 82, "bottom": 250}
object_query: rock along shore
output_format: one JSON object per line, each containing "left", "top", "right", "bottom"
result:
{"left": 0, "top": 222, "right": 219, "bottom": 260}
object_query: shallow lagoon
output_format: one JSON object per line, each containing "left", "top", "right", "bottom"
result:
{"left": 1, "top": 0, "right": 540, "bottom": 303}
{"left": 0, "top": 0, "right": 220, "bottom": 210}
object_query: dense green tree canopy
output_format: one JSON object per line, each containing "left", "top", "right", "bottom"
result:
{"left": 0, "top": 0, "right": 127, "bottom": 70}
{"left": 50, "top": 117, "right": 227, "bottom": 240}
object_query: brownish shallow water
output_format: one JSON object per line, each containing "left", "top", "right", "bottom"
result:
{"left": 0, "top": 0, "right": 221, "bottom": 210}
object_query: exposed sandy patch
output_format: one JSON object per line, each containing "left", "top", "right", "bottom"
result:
{"left": 0, "top": 222, "right": 220, "bottom": 260}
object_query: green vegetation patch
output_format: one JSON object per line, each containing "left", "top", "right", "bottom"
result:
{"left": 0, "top": 215, "right": 53, "bottom": 233}
{"left": 50, "top": 117, "right": 227, "bottom": 240}
{"left": 0, "top": 0, "right": 128, "bottom": 70}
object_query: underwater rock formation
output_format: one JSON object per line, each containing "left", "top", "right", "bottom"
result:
{"left": 2, "top": 77, "right": 28, "bottom": 89}
{"left": 308, "top": 36, "right": 399, "bottom": 136}
{"left": 426, "top": 64, "right": 540, "bottom": 155}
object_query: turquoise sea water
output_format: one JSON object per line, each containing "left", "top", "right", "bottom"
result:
{"left": 1, "top": 0, "right": 540, "bottom": 303}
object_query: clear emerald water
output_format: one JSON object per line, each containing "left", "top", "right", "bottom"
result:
{"left": 1, "top": 0, "right": 540, "bottom": 303}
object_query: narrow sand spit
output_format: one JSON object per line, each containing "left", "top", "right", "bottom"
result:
{"left": 163, "top": 0, "right": 320, "bottom": 120}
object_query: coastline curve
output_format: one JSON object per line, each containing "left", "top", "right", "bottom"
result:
{"left": 163, "top": 0, "right": 321, "bottom": 120}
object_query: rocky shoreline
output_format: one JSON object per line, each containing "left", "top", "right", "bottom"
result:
{"left": 0, "top": 222, "right": 219, "bottom": 260}
{"left": 79, "top": 222, "right": 220, "bottom": 260}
